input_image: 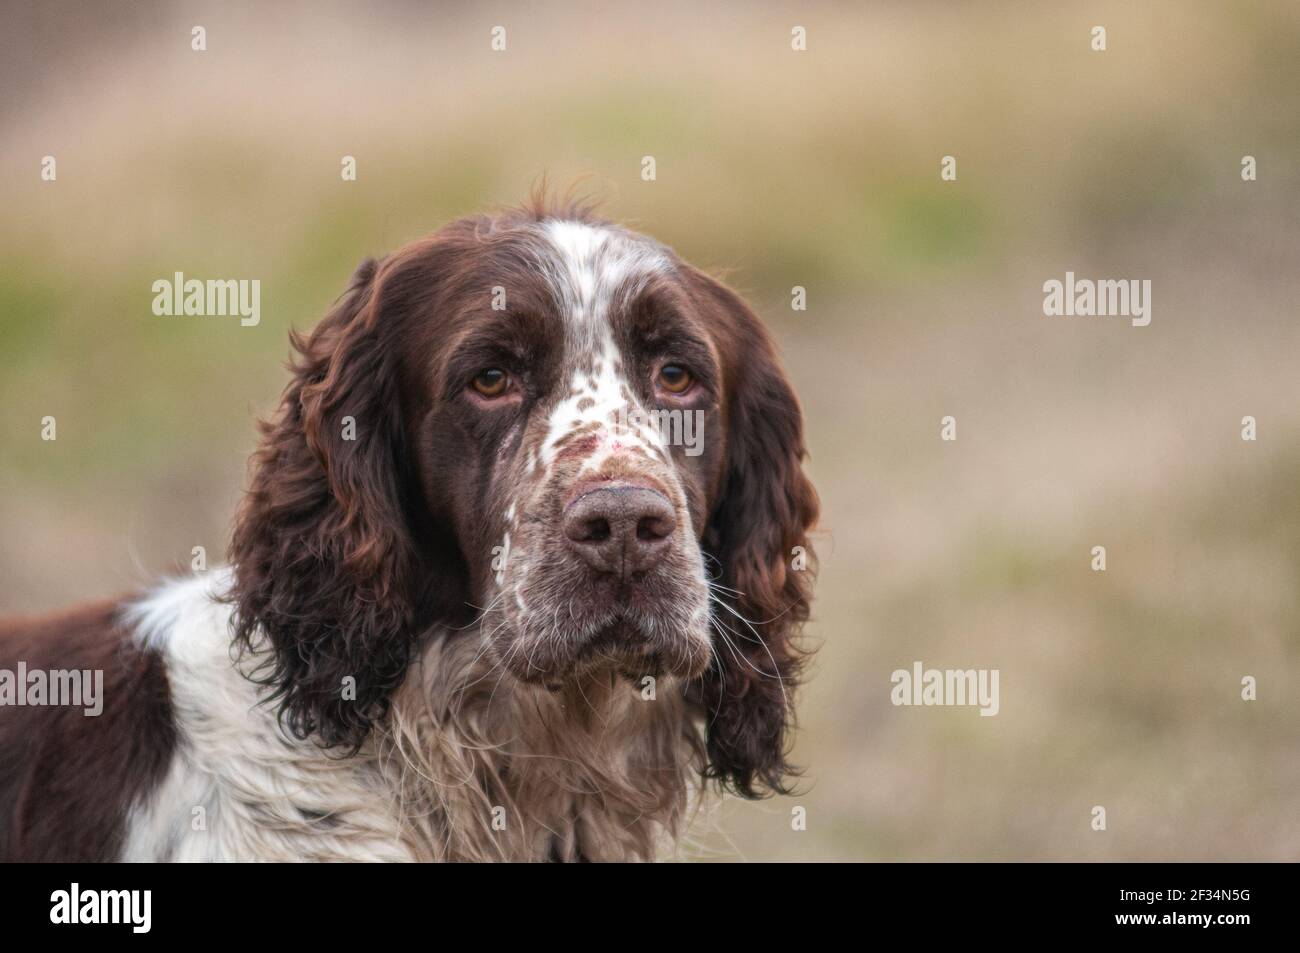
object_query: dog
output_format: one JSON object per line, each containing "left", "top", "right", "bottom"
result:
{"left": 0, "top": 198, "right": 818, "bottom": 861}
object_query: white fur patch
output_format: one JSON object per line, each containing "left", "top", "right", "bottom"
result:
{"left": 121, "top": 571, "right": 416, "bottom": 862}
{"left": 536, "top": 221, "right": 668, "bottom": 472}
{"left": 119, "top": 569, "right": 698, "bottom": 861}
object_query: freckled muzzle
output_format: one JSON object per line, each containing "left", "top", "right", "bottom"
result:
{"left": 491, "top": 455, "right": 713, "bottom": 685}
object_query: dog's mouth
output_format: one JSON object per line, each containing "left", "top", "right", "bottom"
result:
{"left": 532, "top": 620, "right": 660, "bottom": 689}
{"left": 499, "top": 605, "right": 711, "bottom": 687}
{"left": 576, "top": 615, "right": 664, "bottom": 664}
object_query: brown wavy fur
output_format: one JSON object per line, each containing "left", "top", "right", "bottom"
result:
{"left": 228, "top": 203, "right": 818, "bottom": 801}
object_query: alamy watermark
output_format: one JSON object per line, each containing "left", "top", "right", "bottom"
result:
{"left": 152, "top": 272, "right": 260, "bottom": 326}
{"left": 1042, "top": 271, "right": 1151, "bottom": 327}
{"left": 0, "top": 663, "right": 103, "bottom": 716}
{"left": 614, "top": 406, "right": 704, "bottom": 457}
{"left": 50, "top": 883, "right": 151, "bottom": 933}
{"left": 890, "top": 661, "right": 999, "bottom": 716}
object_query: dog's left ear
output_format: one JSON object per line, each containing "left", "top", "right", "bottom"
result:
{"left": 686, "top": 268, "right": 820, "bottom": 797}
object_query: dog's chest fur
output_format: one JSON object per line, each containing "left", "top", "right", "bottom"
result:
{"left": 122, "top": 572, "right": 699, "bottom": 862}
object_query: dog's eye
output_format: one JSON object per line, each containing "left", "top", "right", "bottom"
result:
{"left": 471, "top": 368, "right": 510, "bottom": 398}
{"left": 656, "top": 364, "right": 693, "bottom": 394}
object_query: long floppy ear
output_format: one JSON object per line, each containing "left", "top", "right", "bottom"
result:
{"left": 691, "top": 272, "right": 819, "bottom": 797}
{"left": 228, "top": 257, "right": 424, "bottom": 750}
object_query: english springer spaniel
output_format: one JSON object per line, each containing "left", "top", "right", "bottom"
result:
{"left": 0, "top": 199, "right": 819, "bottom": 862}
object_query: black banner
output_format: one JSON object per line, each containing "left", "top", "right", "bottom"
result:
{"left": 1, "top": 862, "right": 1285, "bottom": 940}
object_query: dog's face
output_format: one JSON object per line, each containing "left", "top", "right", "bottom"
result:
{"left": 404, "top": 220, "right": 721, "bottom": 685}
{"left": 230, "top": 204, "right": 818, "bottom": 796}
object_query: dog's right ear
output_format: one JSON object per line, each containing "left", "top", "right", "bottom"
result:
{"left": 228, "top": 256, "right": 425, "bottom": 750}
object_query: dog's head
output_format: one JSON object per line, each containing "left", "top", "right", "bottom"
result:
{"left": 229, "top": 201, "right": 818, "bottom": 796}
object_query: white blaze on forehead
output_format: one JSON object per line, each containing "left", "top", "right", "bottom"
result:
{"left": 536, "top": 220, "right": 669, "bottom": 470}
{"left": 539, "top": 220, "right": 666, "bottom": 339}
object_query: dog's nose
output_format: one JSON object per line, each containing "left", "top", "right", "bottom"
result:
{"left": 563, "top": 485, "right": 675, "bottom": 577}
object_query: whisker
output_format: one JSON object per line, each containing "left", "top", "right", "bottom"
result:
{"left": 708, "top": 600, "right": 790, "bottom": 713}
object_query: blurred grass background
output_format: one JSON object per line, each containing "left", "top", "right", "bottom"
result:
{"left": 2, "top": 0, "right": 1298, "bottom": 859}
